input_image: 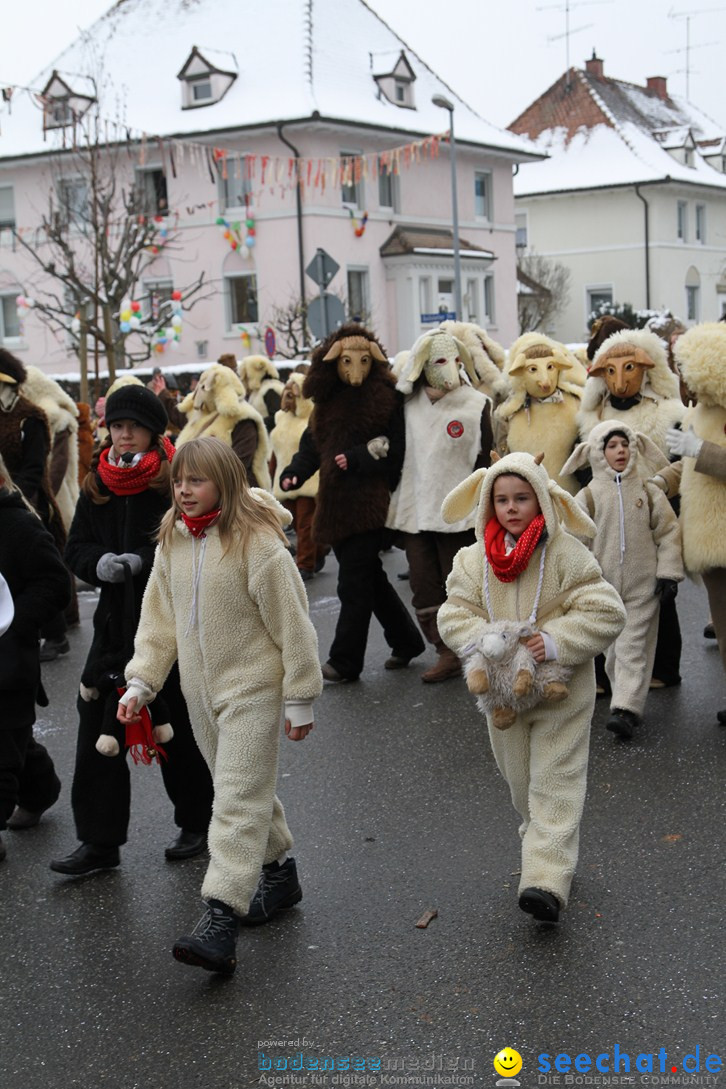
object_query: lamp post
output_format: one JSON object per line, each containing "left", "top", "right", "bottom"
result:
{"left": 432, "top": 93, "right": 462, "bottom": 320}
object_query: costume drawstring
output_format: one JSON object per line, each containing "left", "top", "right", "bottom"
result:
{"left": 484, "top": 542, "right": 547, "bottom": 626}
{"left": 615, "top": 473, "right": 626, "bottom": 565}
{"left": 185, "top": 533, "right": 208, "bottom": 636}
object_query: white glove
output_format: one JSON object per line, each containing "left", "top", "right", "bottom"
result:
{"left": 648, "top": 474, "right": 668, "bottom": 493}
{"left": 666, "top": 426, "right": 703, "bottom": 459}
{"left": 96, "top": 552, "right": 126, "bottom": 582}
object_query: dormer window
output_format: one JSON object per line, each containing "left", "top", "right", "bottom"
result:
{"left": 41, "top": 70, "right": 96, "bottom": 130}
{"left": 373, "top": 50, "right": 416, "bottom": 110}
{"left": 177, "top": 47, "right": 237, "bottom": 109}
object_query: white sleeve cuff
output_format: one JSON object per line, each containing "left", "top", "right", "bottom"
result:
{"left": 285, "top": 700, "right": 314, "bottom": 729}
{"left": 540, "top": 631, "right": 558, "bottom": 661}
{"left": 120, "top": 677, "right": 156, "bottom": 710}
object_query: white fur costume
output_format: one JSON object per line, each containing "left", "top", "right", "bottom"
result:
{"left": 562, "top": 420, "right": 683, "bottom": 717}
{"left": 125, "top": 494, "right": 323, "bottom": 915}
{"left": 21, "top": 366, "right": 79, "bottom": 532}
{"left": 438, "top": 453, "right": 626, "bottom": 907}
{"left": 269, "top": 373, "right": 319, "bottom": 501}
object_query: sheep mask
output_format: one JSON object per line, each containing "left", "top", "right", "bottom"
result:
{"left": 441, "top": 450, "right": 596, "bottom": 544}
{"left": 280, "top": 372, "right": 314, "bottom": 419}
{"left": 186, "top": 363, "right": 246, "bottom": 416}
{"left": 396, "top": 328, "right": 478, "bottom": 395}
{"left": 506, "top": 332, "right": 585, "bottom": 401}
{"left": 561, "top": 418, "right": 669, "bottom": 482}
{"left": 322, "top": 333, "right": 388, "bottom": 387}
{"left": 586, "top": 327, "right": 679, "bottom": 408}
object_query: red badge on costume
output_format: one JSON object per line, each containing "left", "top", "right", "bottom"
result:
{"left": 447, "top": 420, "right": 464, "bottom": 438}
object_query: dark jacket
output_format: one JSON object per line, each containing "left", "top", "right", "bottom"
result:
{"left": 65, "top": 481, "right": 169, "bottom": 688}
{"left": 0, "top": 488, "right": 71, "bottom": 721}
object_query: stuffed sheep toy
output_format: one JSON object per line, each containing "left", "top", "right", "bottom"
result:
{"left": 462, "top": 620, "right": 572, "bottom": 730}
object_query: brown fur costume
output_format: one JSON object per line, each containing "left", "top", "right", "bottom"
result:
{"left": 303, "top": 324, "right": 399, "bottom": 546}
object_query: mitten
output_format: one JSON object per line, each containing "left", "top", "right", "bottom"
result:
{"left": 96, "top": 552, "right": 125, "bottom": 582}
{"left": 666, "top": 426, "right": 702, "bottom": 459}
{"left": 655, "top": 578, "right": 678, "bottom": 604}
{"left": 116, "top": 552, "right": 142, "bottom": 576}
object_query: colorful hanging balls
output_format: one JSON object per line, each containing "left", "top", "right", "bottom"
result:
{"left": 246, "top": 226, "right": 256, "bottom": 237}
{"left": 215, "top": 216, "right": 225, "bottom": 226}
{"left": 120, "top": 309, "right": 132, "bottom": 322}
{"left": 15, "top": 294, "right": 25, "bottom": 307}
{"left": 232, "top": 221, "right": 241, "bottom": 232}
{"left": 154, "top": 342, "right": 164, "bottom": 354}
{"left": 120, "top": 321, "right": 131, "bottom": 334}
{"left": 240, "top": 244, "right": 250, "bottom": 258}
{"left": 171, "top": 290, "right": 182, "bottom": 301}
{"left": 230, "top": 240, "right": 238, "bottom": 250}
{"left": 129, "top": 316, "right": 141, "bottom": 331}
{"left": 246, "top": 235, "right": 255, "bottom": 248}
{"left": 131, "top": 300, "right": 141, "bottom": 312}
{"left": 245, "top": 218, "right": 254, "bottom": 229}
{"left": 171, "top": 315, "right": 182, "bottom": 328}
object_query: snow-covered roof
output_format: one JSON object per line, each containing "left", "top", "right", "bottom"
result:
{"left": 0, "top": 0, "right": 539, "bottom": 162}
{"left": 512, "top": 64, "right": 726, "bottom": 197}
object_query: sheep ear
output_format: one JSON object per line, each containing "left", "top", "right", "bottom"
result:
{"left": 547, "top": 479, "right": 596, "bottom": 538}
{"left": 214, "top": 375, "right": 243, "bottom": 416}
{"left": 370, "top": 341, "right": 388, "bottom": 363}
{"left": 441, "top": 468, "right": 487, "bottom": 524}
{"left": 490, "top": 450, "right": 501, "bottom": 463}
{"left": 507, "top": 351, "right": 528, "bottom": 376}
{"left": 636, "top": 432, "right": 669, "bottom": 474}
{"left": 560, "top": 440, "right": 591, "bottom": 477}
{"left": 322, "top": 342, "right": 343, "bottom": 362}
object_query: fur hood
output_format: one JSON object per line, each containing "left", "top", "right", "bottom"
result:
{"left": 283, "top": 373, "right": 314, "bottom": 420}
{"left": 177, "top": 363, "right": 247, "bottom": 423}
{"left": 439, "top": 320, "right": 508, "bottom": 399}
{"left": 396, "top": 328, "right": 479, "bottom": 395}
{"left": 441, "top": 451, "right": 596, "bottom": 545}
{"left": 583, "top": 328, "right": 679, "bottom": 412}
{"left": 239, "top": 355, "right": 279, "bottom": 390}
{"left": 673, "top": 322, "right": 726, "bottom": 408}
{"left": 303, "top": 323, "right": 391, "bottom": 403}
{"left": 561, "top": 419, "right": 668, "bottom": 482}
{"left": 21, "top": 366, "right": 78, "bottom": 436}
{"left": 499, "top": 333, "right": 586, "bottom": 420}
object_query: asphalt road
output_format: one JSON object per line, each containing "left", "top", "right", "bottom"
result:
{"left": 1, "top": 552, "right": 724, "bottom": 1089}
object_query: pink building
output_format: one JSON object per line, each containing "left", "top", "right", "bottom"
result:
{"left": 0, "top": 0, "right": 539, "bottom": 375}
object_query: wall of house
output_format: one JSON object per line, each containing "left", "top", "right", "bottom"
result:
{"left": 0, "top": 122, "right": 521, "bottom": 375}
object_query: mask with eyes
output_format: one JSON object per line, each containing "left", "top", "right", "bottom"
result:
{"left": 422, "top": 332, "right": 462, "bottom": 392}
{"left": 322, "top": 334, "right": 388, "bottom": 386}
{"left": 0, "top": 380, "right": 19, "bottom": 412}
{"left": 508, "top": 343, "right": 573, "bottom": 400}
{"left": 590, "top": 344, "right": 654, "bottom": 400}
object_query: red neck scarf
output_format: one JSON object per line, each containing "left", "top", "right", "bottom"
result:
{"left": 180, "top": 508, "right": 221, "bottom": 538}
{"left": 97, "top": 436, "right": 175, "bottom": 496}
{"left": 484, "top": 514, "right": 546, "bottom": 582}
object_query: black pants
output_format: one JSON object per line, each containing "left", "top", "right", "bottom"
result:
{"left": 652, "top": 596, "right": 682, "bottom": 686}
{"left": 329, "top": 528, "right": 424, "bottom": 679}
{"left": 71, "top": 663, "right": 214, "bottom": 847}
{"left": 0, "top": 727, "right": 61, "bottom": 830}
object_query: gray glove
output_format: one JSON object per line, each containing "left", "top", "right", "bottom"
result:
{"left": 116, "top": 552, "right": 143, "bottom": 576}
{"left": 666, "top": 426, "right": 703, "bottom": 459}
{"left": 96, "top": 553, "right": 125, "bottom": 583}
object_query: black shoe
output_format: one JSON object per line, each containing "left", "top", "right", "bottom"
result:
{"left": 606, "top": 708, "right": 639, "bottom": 740}
{"left": 298, "top": 569, "right": 314, "bottom": 582}
{"left": 313, "top": 556, "right": 327, "bottom": 574}
{"left": 39, "top": 637, "right": 70, "bottom": 662}
{"left": 239, "top": 858, "right": 302, "bottom": 927}
{"left": 165, "top": 830, "right": 207, "bottom": 861}
{"left": 173, "top": 899, "right": 238, "bottom": 975}
{"left": 519, "top": 887, "right": 560, "bottom": 922}
{"left": 321, "top": 662, "right": 356, "bottom": 683}
{"left": 717, "top": 709, "right": 726, "bottom": 726}
{"left": 704, "top": 622, "right": 716, "bottom": 639}
{"left": 0, "top": 833, "right": 6, "bottom": 863}
{"left": 7, "top": 805, "right": 49, "bottom": 831}
{"left": 49, "top": 843, "right": 120, "bottom": 875}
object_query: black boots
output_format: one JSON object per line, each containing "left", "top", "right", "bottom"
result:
{"left": 606, "top": 708, "right": 639, "bottom": 740}
{"left": 519, "top": 887, "right": 560, "bottom": 923}
{"left": 164, "top": 830, "right": 207, "bottom": 861}
{"left": 173, "top": 899, "right": 238, "bottom": 975}
{"left": 240, "top": 858, "right": 302, "bottom": 926}
{"left": 49, "top": 843, "right": 121, "bottom": 875}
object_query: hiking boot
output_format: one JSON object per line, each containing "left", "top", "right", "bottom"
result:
{"left": 50, "top": 843, "right": 120, "bottom": 875}
{"left": 173, "top": 899, "right": 238, "bottom": 975}
{"left": 7, "top": 805, "right": 49, "bottom": 831}
{"left": 421, "top": 648, "right": 461, "bottom": 684}
{"left": 39, "top": 637, "right": 70, "bottom": 662}
{"left": 519, "top": 887, "right": 560, "bottom": 923}
{"left": 606, "top": 708, "right": 639, "bottom": 740}
{"left": 164, "top": 830, "right": 207, "bottom": 861}
{"left": 239, "top": 858, "right": 302, "bottom": 927}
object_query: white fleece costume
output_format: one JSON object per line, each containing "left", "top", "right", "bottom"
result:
{"left": 562, "top": 421, "right": 683, "bottom": 718}
{"left": 21, "top": 366, "right": 79, "bottom": 532}
{"left": 438, "top": 453, "right": 626, "bottom": 906}
{"left": 124, "top": 493, "right": 323, "bottom": 916}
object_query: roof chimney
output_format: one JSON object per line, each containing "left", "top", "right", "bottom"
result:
{"left": 585, "top": 50, "right": 604, "bottom": 78}
{"left": 647, "top": 75, "right": 668, "bottom": 100}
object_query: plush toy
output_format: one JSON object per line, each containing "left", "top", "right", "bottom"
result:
{"left": 462, "top": 620, "right": 573, "bottom": 730}
{"left": 86, "top": 677, "right": 174, "bottom": 765}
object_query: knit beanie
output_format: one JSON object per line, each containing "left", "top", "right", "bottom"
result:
{"left": 586, "top": 316, "right": 631, "bottom": 361}
{"left": 105, "top": 384, "right": 167, "bottom": 435}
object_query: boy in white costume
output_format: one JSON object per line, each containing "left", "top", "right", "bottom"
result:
{"left": 438, "top": 452, "right": 625, "bottom": 922}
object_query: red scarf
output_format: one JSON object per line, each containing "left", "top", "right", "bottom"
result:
{"left": 180, "top": 508, "right": 221, "bottom": 538}
{"left": 98, "top": 436, "right": 175, "bottom": 496}
{"left": 484, "top": 514, "right": 546, "bottom": 582}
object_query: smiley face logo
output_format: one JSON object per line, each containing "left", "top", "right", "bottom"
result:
{"left": 493, "top": 1048, "right": 523, "bottom": 1078}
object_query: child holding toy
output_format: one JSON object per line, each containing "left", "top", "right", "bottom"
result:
{"left": 561, "top": 421, "right": 683, "bottom": 740}
{"left": 51, "top": 385, "right": 213, "bottom": 877}
{"left": 118, "top": 436, "right": 323, "bottom": 976}
{"left": 438, "top": 452, "right": 625, "bottom": 923}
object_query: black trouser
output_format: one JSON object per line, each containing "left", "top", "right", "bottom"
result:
{"left": 652, "top": 596, "right": 682, "bottom": 686}
{"left": 0, "top": 727, "right": 61, "bottom": 830}
{"left": 328, "top": 528, "right": 424, "bottom": 679}
{"left": 71, "top": 664, "right": 214, "bottom": 847}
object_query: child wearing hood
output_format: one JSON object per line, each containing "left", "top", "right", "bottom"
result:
{"left": 438, "top": 452, "right": 626, "bottom": 923}
{"left": 562, "top": 421, "right": 684, "bottom": 740}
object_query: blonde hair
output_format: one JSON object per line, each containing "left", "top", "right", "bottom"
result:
{"left": 158, "top": 436, "right": 286, "bottom": 553}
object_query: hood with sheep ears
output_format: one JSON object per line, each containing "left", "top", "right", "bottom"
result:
{"left": 583, "top": 327, "right": 679, "bottom": 412}
{"left": 396, "top": 328, "right": 477, "bottom": 395}
{"left": 561, "top": 419, "right": 668, "bottom": 482}
{"left": 441, "top": 450, "right": 596, "bottom": 544}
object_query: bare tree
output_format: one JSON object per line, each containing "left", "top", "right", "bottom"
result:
{"left": 13, "top": 109, "right": 211, "bottom": 399}
{"left": 264, "top": 298, "right": 312, "bottom": 360}
{"left": 517, "top": 252, "right": 571, "bottom": 334}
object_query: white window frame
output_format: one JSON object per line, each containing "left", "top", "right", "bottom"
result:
{"left": 225, "top": 271, "right": 259, "bottom": 330}
{"left": 340, "top": 149, "right": 364, "bottom": 209}
{"left": 677, "top": 200, "right": 688, "bottom": 242}
{"left": 695, "top": 203, "right": 706, "bottom": 244}
{"left": 474, "top": 171, "right": 492, "bottom": 220}
{"left": 220, "top": 158, "right": 253, "bottom": 211}
{"left": 586, "top": 285, "right": 614, "bottom": 321}
{"left": 346, "top": 267, "right": 370, "bottom": 323}
{"left": 0, "top": 292, "right": 21, "bottom": 342}
{"left": 483, "top": 275, "right": 495, "bottom": 324}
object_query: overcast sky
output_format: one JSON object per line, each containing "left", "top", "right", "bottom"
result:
{"left": 1, "top": 0, "right": 725, "bottom": 130}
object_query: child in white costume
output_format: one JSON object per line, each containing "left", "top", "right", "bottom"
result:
{"left": 438, "top": 452, "right": 625, "bottom": 922}
{"left": 562, "top": 421, "right": 684, "bottom": 740}
{"left": 118, "top": 436, "right": 322, "bottom": 976}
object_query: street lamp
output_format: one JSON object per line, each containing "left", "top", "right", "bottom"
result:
{"left": 432, "top": 93, "right": 462, "bottom": 320}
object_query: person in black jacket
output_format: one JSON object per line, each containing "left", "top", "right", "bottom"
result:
{"left": 0, "top": 456, "right": 70, "bottom": 862}
{"left": 50, "top": 385, "right": 214, "bottom": 877}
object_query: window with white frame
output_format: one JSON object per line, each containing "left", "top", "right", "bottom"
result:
{"left": 0, "top": 293, "right": 21, "bottom": 340}
{"left": 677, "top": 200, "right": 687, "bottom": 241}
{"left": 483, "top": 276, "right": 495, "bottom": 324}
{"left": 220, "top": 159, "right": 253, "bottom": 210}
{"left": 58, "top": 177, "right": 89, "bottom": 228}
{"left": 340, "top": 151, "right": 364, "bottom": 208}
{"left": 465, "top": 279, "right": 479, "bottom": 323}
{"left": 0, "top": 187, "right": 15, "bottom": 230}
{"left": 695, "top": 204, "right": 706, "bottom": 243}
{"left": 142, "top": 279, "right": 174, "bottom": 324}
{"left": 378, "top": 161, "right": 399, "bottom": 211}
{"left": 474, "top": 172, "right": 492, "bottom": 219}
{"left": 226, "top": 272, "right": 258, "bottom": 327}
{"left": 136, "top": 168, "right": 168, "bottom": 217}
{"left": 686, "top": 284, "right": 699, "bottom": 321}
{"left": 347, "top": 268, "right": 370, "bottom": 322}
{"left": 190, "top": 77, "right": 213, "bottom": 103}
{"left": 587, "top": 286, "right": 614, "bottom": 317}
{"left": 515, "top": 213, "right": 528, "bottom": 251}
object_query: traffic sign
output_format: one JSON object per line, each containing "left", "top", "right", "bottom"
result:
{"left": 308, "top": 293, "right": 346, "bottom": 340}
{"left": 306, "top": 248, "right": 340, "bottom": 289}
